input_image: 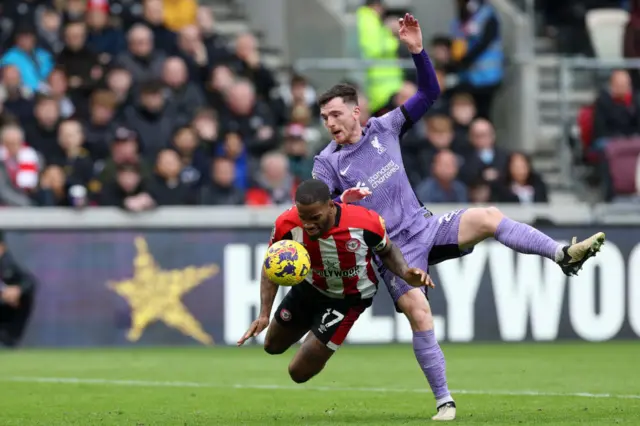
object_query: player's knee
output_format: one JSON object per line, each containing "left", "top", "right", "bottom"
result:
{"left": 480, "top": 206, "right": 504, "bottom": 234}
{"left": 398, "top": 290, "right": 433, "bottom": 331}
{"left": 288, "top": 364, "right": 314, "bottom": 384}
{"left": 263, "top": 339, "right": 287, "bottom": 355}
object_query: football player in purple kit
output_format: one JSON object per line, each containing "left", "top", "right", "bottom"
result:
{"left": 312, "top": 13, "right": 605, "bottom": 421}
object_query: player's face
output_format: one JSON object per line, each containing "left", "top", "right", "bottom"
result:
{"left": 296, "top": 201, "right": 333, "bottom": 239}
{"left": 320, "top": 98, "right": 360, "bottom": 144}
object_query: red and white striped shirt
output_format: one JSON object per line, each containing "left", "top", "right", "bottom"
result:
{"left": 270, "top": 203, "right": 389, "bottom": 299}
{"left": 0, "top": 145, "right": 39, "bottom": 189}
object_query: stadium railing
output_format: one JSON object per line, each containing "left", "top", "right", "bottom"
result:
{"left": 0, "top": 204, "right": 635, "bottom": 229}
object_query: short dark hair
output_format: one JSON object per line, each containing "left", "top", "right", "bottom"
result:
{"left": 318, "top": 83, "right": 358, "bottom": 107}
{"left": 295, "top": 179, "right": 331, "bottom": 205}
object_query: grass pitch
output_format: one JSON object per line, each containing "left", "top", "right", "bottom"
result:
{"left": 0, "top": 342, "right": 638, "bottom": 425}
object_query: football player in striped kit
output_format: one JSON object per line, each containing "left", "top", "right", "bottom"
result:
{"left": 311, "top": 13, "right": 605, "bottom": 421}
{"left": 237, "top": 179, "right": 433, "bottom": 384}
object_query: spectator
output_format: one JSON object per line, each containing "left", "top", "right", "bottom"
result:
{"left": 40, "top": 67, "right": 76, "bottom": 119}
{"left": 198, "top": 156, "right": 245, "bottom": 205}
{"left": 24, "top": 94, "right": 61, "bottom": 162}
{"left": 593, "top": 70, "right": 640, "bottom": 149}
{"left": 0, "top": 24, "right": 53, "bottom": 92}
{"left": 104, "top": 66, "right": 133, "bottom": 115}
{"left": 405, "top": 114, "right": 467, "bottom": 187}
{"left": 37, "top": 5, "right": 64, "bottom": 54}
{"left": 467, "top": 178, "right": 492, "bottom": 204}
{"left": 56, "top": 20, "right": 102, "bottom": 111}
{"left": 0, "top": 231, "right": 37, "bottom": 348}
{"left": 175, "top": 25, "right": 210, "bottom": 84}
{"left": 53, "top": 118, "right": 94, "bottom": 187}
{"left": 149, "top": 148, "right": 192, "bottom": 205}
{"left": 493, "top": 152, "right": 549, "bottom": 203}
{"left": 221, "top": 79, "right": 278, "bottom": 160}
{"left": 191, "top": 108, "right": 222, "bottom": 155}
{"left": 163, "top": 0, "right": 198, "bottom": 32}
{"left": 97, "top": 127, "right": 151, "bottom": 186}
{"left": 415, "top": 150, "right": 467, "bottom": 203}
{"left": 161, "top": 56, "right": 205, "bottom": 118}
{"left": 196, "top": 6, "right": 230, "bottom": 65}
{"left": 0, "top": 124, "right": 40, "bottom": 192}
{"left": 274, "top": 74, "right": 319, "bottom": 127}
{"left": 245, "top": 151, "right": 296, "bottom": 206}
{"left": 0, "top": 65, "right": 35, "bottom": 124}
{"left": 217, "top": 131, "right": 249, "bottom": 190}
{"left": 449, "top": 92, "right": 477, "bottom": 142}
{"left": 115, "top": 24, "right": 166, "bottom": 84}
{"left": 123, "top": 79, "right": 187, "bottom": 162}
{"left": 449, "top": 0, "right": 504, "bottom": 119}
{"left": 171, "top": 126, "right": 208, "bottom": 188}
{"left": 34, "top": 164, "right": 70, "bottom": 206}
{"left": 61, "top": 0, "right": 87, "bottom": 24}
{"left": 430, "top": 35, "right": 452, "bottom": 67}
{"left": 99, "top": 162, "right": 155, "bottom": 211}
{"left": 205, "top": 64, "right": 235, "bottom": 112}
{"left": 229, "top": 33, "right": 277, "bottom": 103}
{"left": 459, "top": 118, "right": 509, "bottom": 185}
{"left": 355, "top": 0, "right": 403, "bottom": 112}
{"left": 86, "top": 0, "right": 127, "bottom": 64}
{"left": 84, "top": 89, "right": 119, "bottom": 161}
{"left": 283, "top": 124, "right": 314, "bottom": 183}
{"left": 139, "top": 0, "right": 176, "bottom": 54}
{"left": 0, "top": 161, "right": 32, "bottom": 207}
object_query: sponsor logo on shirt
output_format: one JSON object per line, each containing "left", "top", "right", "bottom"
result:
{"left": 367, "top": 160, "right": 400, "bottom": 189}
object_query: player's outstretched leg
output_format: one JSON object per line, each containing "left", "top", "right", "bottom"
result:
{"left": 457, "top": 207, "right": 605, "bottom": 276}
{"left": 392, "top": 284, "right": 456, "bottom": 421}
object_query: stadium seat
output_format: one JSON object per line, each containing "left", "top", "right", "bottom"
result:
{"left": 586, "top": 9, "right": 630, "bottom": 59}
{"left": 603, "top": 137, "right": 640, "bottom": 196}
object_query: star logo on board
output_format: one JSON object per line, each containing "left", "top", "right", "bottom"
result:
{"left": 107, "top": 237, "right": 219, "bottom": 345}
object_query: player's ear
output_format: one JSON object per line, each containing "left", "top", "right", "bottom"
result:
{"left": 352, "top": 105, "right": 361, "bottom": 121}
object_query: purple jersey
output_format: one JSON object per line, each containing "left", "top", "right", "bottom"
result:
{"left": 313, "top": 107, "right": 428, "bottom": 244}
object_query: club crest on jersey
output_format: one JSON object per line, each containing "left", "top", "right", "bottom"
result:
{"left": 371, "top": 136, "right": 385, "bottom": 154}
{"left": 346, "top": 238, "right": 361, "bottom": 252}
{"left": 280, "top": 308, "right": 291, "bottom": 321}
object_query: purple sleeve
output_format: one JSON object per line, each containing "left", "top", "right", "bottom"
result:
{"left": 403, "top": 49, "right": 441, "bottom": 123}
{"left": 312, "top": 156, "right": 341, "bottom": 195}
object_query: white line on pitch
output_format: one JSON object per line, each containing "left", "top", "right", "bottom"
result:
{"left": 5, "top": 377, "right": 640, "bottom": 400}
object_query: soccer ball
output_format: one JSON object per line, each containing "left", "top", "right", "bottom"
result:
{"left": 263, "top": 240, "right": 311, "bottom": 286}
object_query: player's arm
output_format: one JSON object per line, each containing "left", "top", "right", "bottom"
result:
{"left": 363, "top": 216, "right": 433, "bottom": 288}
{"left": 258, "top": 224, "right": 293, "bottom": 318}
{"left": 238, "top": 222, "right": 291, "bottom": 346}
{"left": 378, "top": 14, "right": 441, "bottom": 137}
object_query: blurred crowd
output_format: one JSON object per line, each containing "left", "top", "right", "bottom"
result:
{"left": 0, "top": 0, "right": 550, "bottom": 210}
{"left": 356, "top": 0, "right": 549, "bottom": 204}
{"left": 0, "top": 0, "right": 323, "bottom": 210}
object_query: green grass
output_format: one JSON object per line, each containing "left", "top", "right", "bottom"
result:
{"left": 0, "top": 342, "right": 639, "bottom": 425}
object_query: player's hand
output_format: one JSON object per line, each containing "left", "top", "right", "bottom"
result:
{"left": 398, "top": 13, "right": 423, "bottom": 54}
{"left": 403, "top": 268, "right": 435, "bottom": 288}
{"left": 237, "top": 316, "right": 270, "bottom": 346}
{"left": 340, "top": 187, "right": 371, "bottom": 204}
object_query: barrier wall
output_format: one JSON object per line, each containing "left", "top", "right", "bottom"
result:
{"left": 5, "top": 207, "right": 638, "bottom": 347}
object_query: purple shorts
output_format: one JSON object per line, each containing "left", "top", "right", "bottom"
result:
{"left": 379, "top": 208, "right": 473, "bottom": 310}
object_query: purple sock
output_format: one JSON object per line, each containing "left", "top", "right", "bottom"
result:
{"left": 494, "top": 217, "right": 562, "bottom": 261}
{"left": 413, "top": 330, "right": 452, "bottom": 404}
